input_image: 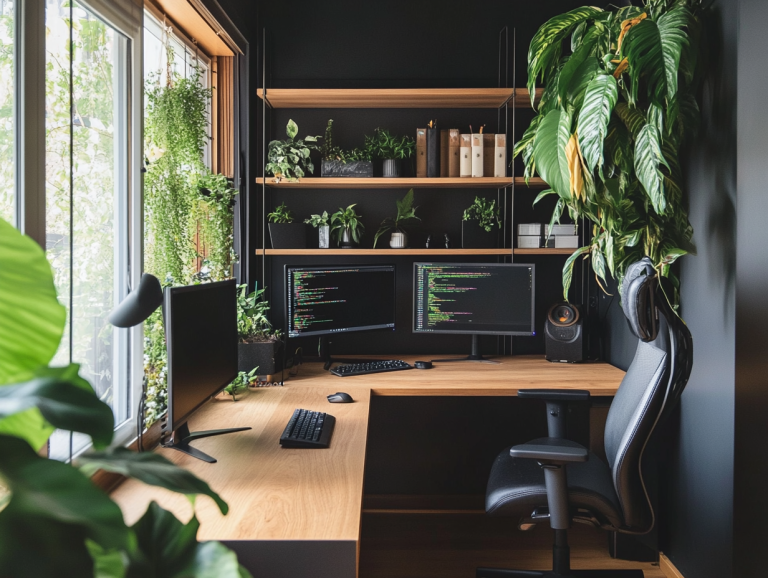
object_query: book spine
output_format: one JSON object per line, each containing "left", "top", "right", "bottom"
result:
{"left": 416, "top": 128, "right": 427, "bottom": 178}
{"left": 494, "top": 133, "right": 507, "bottom": 178}
{"left": 483, "top": 133, "right": 495, "bottom": 177}
{"left": 471, "top": 134, "right": 483, "bottom": 178}
{"left": 440, "top": 130, "right": 450, "bottom": 177}
{"left": 448, "top": 129, "right": 460, "bottom": 178}
{"left": 426, "top": 128, "right": 440, "bottom": 178}
{"left": 460, "top": 134, "right": 472, "bottom": 177}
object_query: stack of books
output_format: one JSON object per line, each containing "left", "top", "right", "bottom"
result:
{"left": 417, "top": 128, "right": 506, "bottom": 178}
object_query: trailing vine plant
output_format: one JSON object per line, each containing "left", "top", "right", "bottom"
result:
{"left": 143, "top": 41, "right": 212, "bottom": 424}
{"left": 192, "top": 173, "right": 239, "bottom": 281}
{"left": 516, "top": 0, "right": 704, "bottom": 304}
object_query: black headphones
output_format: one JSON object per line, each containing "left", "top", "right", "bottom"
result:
{"left": 621, "top": 257, "right": 659, "bottom": 342}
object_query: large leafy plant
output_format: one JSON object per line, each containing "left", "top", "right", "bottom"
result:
{"left": 373, "top": 189, "right": 420, "bottom": 248}
{"left": 266, "top": 119, "right": 320, "bottom": 179}
{"left": 236, "top": 283, "right": 279, "bottom": 343}
{"left": 0, "top": 218, "right": 251, "bottom": 577}
{"left": 517, "top": 0, "right": 703, "bottom": 301}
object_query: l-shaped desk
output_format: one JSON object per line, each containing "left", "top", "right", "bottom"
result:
{"left": 111, "top": 355, "right": 626, "bottom": 578}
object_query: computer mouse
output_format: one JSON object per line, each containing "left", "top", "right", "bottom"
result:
{"left": 414, "top": 360, "right": 433, "bottom": 369}
{"left": 327, "top": 392, "right": 354, "bottom": 403}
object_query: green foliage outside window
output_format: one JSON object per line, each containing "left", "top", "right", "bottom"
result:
{"left": 517, "top": 0, "right": 703, "bottom": 302}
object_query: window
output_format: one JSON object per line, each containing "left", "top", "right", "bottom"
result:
{"left": 45, "top": 0, "right": 140, "bottom": 459}
{"left": 0, "top": 0, "right": 14, "bottom": 224}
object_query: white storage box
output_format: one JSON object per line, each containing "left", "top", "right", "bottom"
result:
{"left": 517, "top": 235, "right": 542, "bottom": 249}
{"left": 545, "top": 224, "right": 578, "bottom": 236}
{"left": 517, "top": 223, "right": 542, "bottom": 236}
{"left": 554, "top": 235, "right": 579, "bottom": 248}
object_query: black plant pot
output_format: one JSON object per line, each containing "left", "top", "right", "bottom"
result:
{"left": 462, "top": 220, "right": 499, "bottom": 248}
{"left": 382, "top": 159, "right": 401, "bottom": 178}
{"left": 321, "top": 160, "right": 373, "bottom": 177}
{"left": 268, "top": 223, "right": 307, "bottom": 249}
{"left": 238, "top": 340, "right": 284, "bottom": 376}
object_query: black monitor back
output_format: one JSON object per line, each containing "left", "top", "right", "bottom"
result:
{"left": 164, "top": 279, "right": 237, "bottom": 433}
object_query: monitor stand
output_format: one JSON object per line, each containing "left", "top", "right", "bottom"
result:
{"left": 432, "top": 334, "right": 501, "bottom": 364}
{"left": 319, "top": 336, "right": 380, "bottom": 370}
{"left": 162, "top": 421, "right": 251, "bottom": 463}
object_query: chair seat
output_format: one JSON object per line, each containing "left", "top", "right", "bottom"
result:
{"left": 485, "top": 440, "right": 624, "bottom": 529}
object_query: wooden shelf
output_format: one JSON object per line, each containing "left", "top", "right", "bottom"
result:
{"left": 514, "top": 248, "right": 576, "bottom": 255}
{"left": 262, "top": 248, "right": 512, "bottom": 256}
{"left": 256, "top": 177, "right": 546, "bottom": 189}
{"left": 256, "top": 88, "right": 542, "bottom": 109}
{"left": 260, "top": 248, "right": 574, "bottom": 256}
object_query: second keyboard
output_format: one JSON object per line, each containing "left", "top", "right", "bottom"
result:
{"left": 330, "top": 359, "right": 413, "bottom": 377}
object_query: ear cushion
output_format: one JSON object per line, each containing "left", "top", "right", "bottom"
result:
{"left": 622, "top": 258, "right": 658, "bottom": 341}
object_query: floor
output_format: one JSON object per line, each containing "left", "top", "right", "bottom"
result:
{"left": 359, "top": 513, "right": 665, "bottom": 578}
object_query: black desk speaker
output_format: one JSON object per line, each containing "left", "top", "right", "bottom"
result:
{"left": 545, "top": 302, "right": 585, "bottom": 363}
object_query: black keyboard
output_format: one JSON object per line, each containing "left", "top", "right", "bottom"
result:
{"left": 331, "top": 359, "right": 413, "bottom": 377}
{"left": 279, "top": 408, "right": 336, "bottom": 448}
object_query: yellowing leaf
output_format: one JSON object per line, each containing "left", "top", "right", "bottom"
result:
{"left": 566, "top": 133, "right": 584, "bottom": 200}
{"left": 617, "top": 12, "right": 647, "bottom": 52}
{"left": 613, "top": 57, "right": 629, "bottom": 78}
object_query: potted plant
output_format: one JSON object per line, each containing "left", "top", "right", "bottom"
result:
{"left": 373, "top": 189, "right": 420, "bottom": 248}
{"left": 268, "top": 201, "right": 307, "bottom": 249}
{"left": 265, "top": 119, "right": 320, "bottom": 181}
{"left": 366, "top": 127, "right": 415, "bottom": 177}
{"left": 305, "top": 211, "right": 331, "bottom": 248}
{"left": 516, "top": 1, "right": 701, "bottom": 301}
{"left": 331, "top": 204, "right": 365, "bottom": 248}
{"left": 221, "top": 368, "right": 258, "bottom": 401}
{"left": 319, "top": 119, "right": 374, "bottom": 177}
{"left": 236, "top": 284, "right": 284, "bottom": 377}
{"left": 462, "top": 196, "right": 501, "bottom": 248}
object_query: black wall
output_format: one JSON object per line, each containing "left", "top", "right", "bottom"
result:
{"left": 734, "top": 0, "right": 768, "bottom": 575}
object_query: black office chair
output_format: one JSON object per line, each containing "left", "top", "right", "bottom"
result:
{"left": 478, "top": 258, "right": 693, "bottom": 578}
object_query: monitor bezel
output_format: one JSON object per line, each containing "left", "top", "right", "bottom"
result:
{"left": 284, "top": 263, "right": 397, "bottom": 339}
{"left": 164, "top": 279, "right": 238, "bottom": 433}
{"left": 411, "top": 262, "right": 536, "bottom": 336}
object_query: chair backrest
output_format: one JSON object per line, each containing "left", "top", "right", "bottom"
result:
{"left": 603, "top": 259, "right": 693, "bottom": 532}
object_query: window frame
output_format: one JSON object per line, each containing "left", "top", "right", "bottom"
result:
{"left": 18, "top": 0, "right": 144, "bottom": 454}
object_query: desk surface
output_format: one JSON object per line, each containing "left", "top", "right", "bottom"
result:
{"left": 290, "top": 355, "right": 626, "bottom": 397}
{"left": 111, "top": 356, "right": 625, "bottom": 571}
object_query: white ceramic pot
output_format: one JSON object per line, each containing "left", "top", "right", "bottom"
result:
{"left": 390, "top": 231, "right": 407, "bottom": 248}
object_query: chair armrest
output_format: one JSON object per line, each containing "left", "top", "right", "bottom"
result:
{"left": 517, "top": 389, "right": 590, "bottom": 402}
{"left": 510, "top": 437, "right": 588, "bottom": 463}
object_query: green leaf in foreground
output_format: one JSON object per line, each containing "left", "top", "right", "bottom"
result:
{"left": 124, "top": 502, "right": 251, "bottom": 578}
{"left": 78, "top": 448, "right": 229, "bottom": 515}
{"left": 0, "top": 434, "right": 129, "bottom": 575}
{"left": 0, "top": 365, "right": 115, "bottom": 449}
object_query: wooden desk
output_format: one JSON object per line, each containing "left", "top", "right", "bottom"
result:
{"left": 289, "top": 354, "right": 626, "bottom": 397}
{"left": 111, "top": 356, "right": 625, "bottom": 578}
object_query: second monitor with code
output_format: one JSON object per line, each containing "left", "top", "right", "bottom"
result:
{"left": 413, "top": 262, "right": 535, "bottom": 362}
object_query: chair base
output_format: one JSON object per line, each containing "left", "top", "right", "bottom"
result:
{"left": 477, "top": 569, "right": 644, "bottom": 578}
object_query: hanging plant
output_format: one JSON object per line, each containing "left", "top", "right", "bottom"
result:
{"left": 192, "top": 173, "right": 239, "bottom": 282}
{"left": 517, "top": 0, "right": 703, "bottom": 304}
{"left": 143, "top": 41, "right": 212, "bottom": 424}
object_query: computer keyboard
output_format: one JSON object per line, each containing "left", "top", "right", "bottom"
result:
{"left": 279, "top": 408, "right": 336, "bottom": 448}
{"left": 330, "top": 359, "right": 413, "bottom": 377}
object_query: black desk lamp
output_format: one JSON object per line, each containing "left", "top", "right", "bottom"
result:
{"left": 109, "top": 273, "right": 164, "bottom": 450}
